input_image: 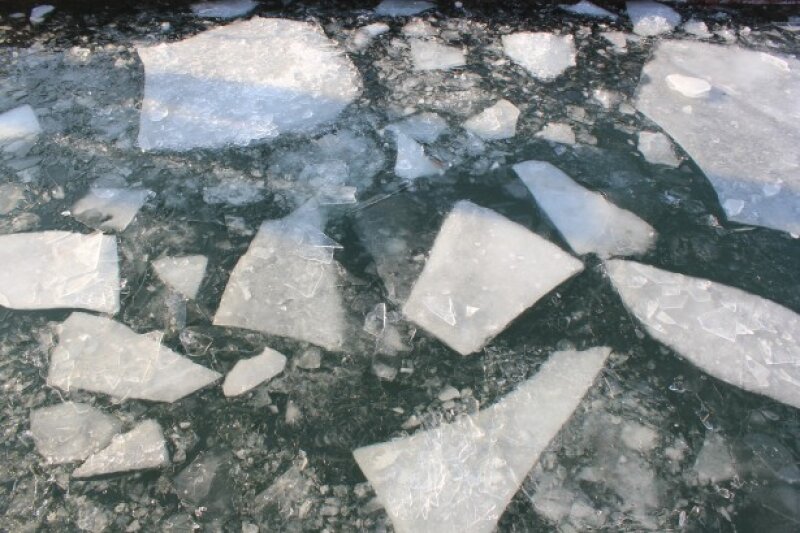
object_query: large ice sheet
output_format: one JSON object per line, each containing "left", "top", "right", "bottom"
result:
{"left": 606, "top": 260, "right": 800, "bottom": 409}
{"left": 462, "top": 99, "right": 520, "bottom": 141}
{"left": 214, "top": 207, "right": 347, "bottom": 351}
{"left": 502, "top": 32, "right": 576, "bottom": 81}
{"left": 0, "top": 231, "right": 119, "bottom": 313}
{"left": 635, "top": 41, "right": 800, "bottom": 234}
{"left": 514, "top": 161, "right": 656, "bottom": 258}
{"left": 403, "top": 201, "right": 584, "bottom": 355}
{"left": 0, "top": 105, "right": 41, "bottom": 144}
{"left": 47, "top": 313, "right": 221, "bottom": 402}
{"left": 137, "top": 18, "right": 361, "bottom": 151}
{"left": 152, "top": 255, "right": 208, "bottom": 299}
{"left": 190, "top": 0, "right": 256, "bottom": 18}
{"left": 353, "top": 347, "right": 611, "bottom": 533}
{"left": 626, "top": 1, "right": 680, "bottom": 37}
{"left": 30, "top": 402, "right": 121, "bottom": 464}
{"left": 72, "top": 188, "right": 152, "bottom": 232}
{"left": 72, "top": 420, "right": 169, "bottom": 478}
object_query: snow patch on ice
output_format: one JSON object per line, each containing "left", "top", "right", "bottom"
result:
{"left": 72, "top": 188, "right": 152, "bottom": 232}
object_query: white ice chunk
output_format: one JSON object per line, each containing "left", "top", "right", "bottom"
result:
{"left": 682, "top": 19, "right": 711, "bottom": 38}
{"left": 391, "top": 112, "right": 448, "bottom": 143}
{"left": 72, "top": 420, "right": 169, "bottom": 478}
{"left": 190, "top": 0, "right": 256, "bottom": 18}
{"left": 137, "top": 18, "right": 361, "bottom": 151}
{"left": 637, "top": 131, "right": 680, "bottom": 167}
{"left": 223, "top": 347, "right": 287, "bottom": 396}
{"left": 601, "top": 31, "right": 629, "bottom": 53}
{"left": 0, "top": 231, "right": 119, "bottom": 313}
{"left": 152, "top": 255, "right": 208, "bottom": 299}
{"left": 536, "top": 122, "right": 576, "bottom": 145}
{"left": 72, "top": 188, "right": 152, "bottom": 232}
{"left": 606, "top": 260, "right": 800, "bottom": 409}
{"left": 408, "top": 39, "right": 465, "bottom": 71}
{"left": 0, "top": 105, "right": 42, "bottom": 145}
{"left": 665, "top": 74, "right": 711, "bottom": 99}
{"left": 626, "top": 1, "right": 680, "bottom": 37}
{"left": 560, "top": 1, "right": 617, "bottom": 19}
{"left": 353, "top": 347, "right": 610, "bottom": 533}
{"left": 47, "top": 313, "right": 221, "bottom": 402}
{"left": 462, "top": 99, "right": 520, "bottom": 141}
{"left": 514, "top": 161, "right": 656, "bottom": 258}
{"left": 394, "top": 131, "right": 444, "bottom": 181}
{"left": 351, "top": 22, "right": 390, "bottom": 50}
{"left": 374, "top": 0, "right": 434, "bottom": 16}
{"left": 502, "top": 32, "right": 576, "bottom": 80}
{"left": 30, "top": 5, "right": 55, "bottom": 24}
{"left": 635, "top": 41, "right": 800, "bottom": 233}
{"left": 693, "top": 433, "right": 736, "bottom": 484}
{"left": 30, "top": 402, "right": 121, "bottom": 464}
{"left": 403, "top": 201, "right": 584, "bottom": 355}
{"left": 214, "top": 207, "right": 347, "bottom": 351}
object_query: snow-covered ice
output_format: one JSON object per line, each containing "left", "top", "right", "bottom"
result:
{"left": 403, "top": 201, "right": 584, "bottom": 355}
{"left": 190, "top": 0, "right": 256, "bottom": 18}
{"left": 223, "top": 347, "right": 287, "bottom": 397}
{"left": 393, "top": 131, "right": 444, "bottom": 181}
{"left": 502, "top": 32, "right": 576, "bottom": 80}
{"left": 514, "top": 161, "right": 656, "bottom": 258}
{"left": 637, "top": 131, "right": 680, "bottom": 167}
{"left": 72, "top": 188, "right": 152, "bottom": 232}
{"left": 560, "top": 1, "right": 617, "bottom": 19}
{"left": 626, "top": 1, "right": 680, "bottom": 37}
{"left": 353, "top": 347, "right": 610, "bottom": 533}
{"left": 374, "top": 0, "right": 434, "bottom": 17}
{"left": 390, "top": 112, "right": 448, "bottom": 144}
{"left": 151, "top": 255, "right": 208, "bottom": 299}
{"left": 72, "top": 420, "right": 169, "bottom": 478}
{"left": 536, "top": 122, "right": 576, "bottom": 145}
{"left": 462, "top": 99, "right": 520, "bottom": 141}
{"left": 30, "top": 402, "right": 121, "bottom": 464}
{"left": 408, "top": 39, "right": 465, "bottom": 71}
{"left": 0, "top": 105, "right": 41, "bottom": 146}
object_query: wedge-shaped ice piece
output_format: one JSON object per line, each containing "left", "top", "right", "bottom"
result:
{"left": 190, "top": 0, "right": 256, "bottom": 18}
{"left": 502, "top": 32, "right": 576, "bottom": 81}
{"left": 0, "top": 231, "right": 119, "bottom": 313}
{"left": 152, "top": 255, "right": 208, "bottom": 299}
{"left": 48, "top": 313, "right": 221, "bottom": 402}
{"left": 561, "top": 1, "right": 617, "bottom": 19}
{"left": 137, "top": 18, "right": 361, "bottom": 151}
{"left": 394, "top": 131, "right": 443, "bottom": 181}
{"left": 223, "top": 347, "right": 287, "bottom": 396}
{"left": 375, "top": 0, "right": 434, "bottom": 16}
{"left": 626, "top": 1, "right": 680, "bottom": 37}
{"left": 353, "top": 347, "right": 610, "bottom": 533}
{"left": 72, "top": 188, "right": 151, "bottom": 232}
{"left": 514, "top": 161, "right": 656, "bottom": 258}
{"left": 30, "top": 402, "right": 121, "bottom": 464}
{"left": 637, "top": 131, "right": 680, "bottom": 167}
{"left": 30, "top": 5, "right": 55, "bottom": 24}
{"left": 606, "top": 260, "right": 800, "bottom": 409}
{"left": 73, "top": 420, "right": 169, "bottom": 478}
{"left": 214, "top": 207, "right": 347, "bottom": 351}
{"left": 403, "top": 201, "right": 583, "bottom": 355}
{"left": 408, "top": 39, "right": 465, "bottom": 71}
{"left": 390, "top": 112, "right": 448, "bottom": 144}
{"left": 463, "top": 99, "right": 520, "bottom": 141}
{"left": 536, "top": 122, "right": 575, "bottom": 145}
{"left": 0, "top": 105, "right": 41, "bottom": 144}
{"left": 635, "top": 41, "right": 800, "bottom": 234}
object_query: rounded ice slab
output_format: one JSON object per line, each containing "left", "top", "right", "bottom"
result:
{"left": 136, "top": 18, "right": 361, "bottom": 151}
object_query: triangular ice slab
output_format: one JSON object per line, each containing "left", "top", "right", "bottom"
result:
{"left": 30, "top": 402, "right": 122, "bottom": 464}
{"left": 223, "top": 347, "right": 287, "bottom": 397}
{"left": 513, "top": 161, "right": 656, "bottom": 258}
{"left": 394, "top": 131, "right": 444, "bottom": 181}
{"left": 73, "top": 420, "right": 169, "bottom": 478}
{"left": 403, "top": 201, "right": 584, "bottom": 355}
{"left": 463, "top": 99, "right": 520, "bottom": 141}
{"left": 72, "top": 188, "right": 151, "bottom": 232}
{"left": 152, "top": 255, "right": 208, "bottom": 299}
{"left": 47, "top": 313, "right": 221, "bottom": 402}
{"left": 502, "top": 32, "right": 576, "bottom": 81}
{"left": 353, "top": 347, "right": 611, "bottom": 533}
{"left": 606, "top": 260, "right": 800, "bottom": 409}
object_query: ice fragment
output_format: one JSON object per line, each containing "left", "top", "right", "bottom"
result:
{"left": 536, "top": 122, "right": 576, "bottom": 145}
{"left": 408, "top": 39, "right": 465, "bottom": 71}
{"left": 560, "top": 1, "right": 617, "bottom": 19}
{"left": 73, "top": 420, "right": 169, "bottom": 478}
{"left": 152, "top": 255, "right": 208, "bottom": 299}
{"left": 374, "top": 0, "right": 434, "bottom": 17}
{"left": 30, "top": 402, "right": 121, "bottom": 464}
{"left": 0, "top": 105, "right": 41, "bottom": 146}
{"left": 223, "top": 347, "right": 287, "bottom": 397}
{"left": 393, "top": 131, "right": 444, "bottom": 181}
{"left": 72, "top": 188, "right": 152, "bottom": 232}
{"left": 502, "top": 32, "right": 576, "bottom": 80}
{"left": 626, "top": 1, "right": 681, "bottom": 37}
{"left": 462, "top": 99, "right": 520, "bottom": 141}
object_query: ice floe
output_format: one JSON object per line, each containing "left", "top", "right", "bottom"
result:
{"left": 462, "top": 99, "right": 520, "bottom": 141}
{"left": 0, "top": 231, "right": 119, "bottom": 313}
{"left": 514, "top": 161, "right": 656, "bottom": 258}
{"left": 30, "top": 402, "right": 121, "bottom": 464}
{"left": 637, "top": 131, "right": 680, "bottom": 167}
{"left": 0, "top": 105, "right": 41, "bottom": 147}
{"left": 665, "top": 73, "right": 711, "bottom": 99}
{"left": 390, "top": 112, "right": 448, "bottom": 143}
{"left": 536, "top": 122, "right": 576, "bottom": 145}
{"left": 72, "top": 188, "right": 152, "bottom": 232}
{"left": 393, "top": 131, "right": 444, "bottom": 181}
{"left": 151, "top": 255, "right": 208, "bottom": 299}
{"left": 353, "top": 347, "right": 610, "bottom": 533}
{"left": 190, "top": 0, "right": 256, "bottom": 18}
{"left": 374, "top": 0, "right": 434, "bottom": 17}
{"left": 47, "top": 313, "right": 221, "bottom": 402}
{"left": 30, "top": 5, "right": 55, "bottom": 24}
{"left": 605, "top": 260, "right": 800, "bottom": 409}
{"left": 403, "top": 201, "right": 584, "bottom": 355}
{"left": 72, "top": 420, "right": 169, "bottom": 478}
{"left": 502, "top": 32, "right": 576, "bottom": 80}
{"left": 626, "top": 1, "right": 680, "bottom": 37}
{"left": 560, "top": 1, "right": 617, "bottom": 19}
{"left": 137, "top": 18, "right": 360, "bottom": 151}
{"left": 408, "top": 39, "right": 465, "bottom": 71}
{"left": 223, "top": 347, "right": 287, "bottom": 397}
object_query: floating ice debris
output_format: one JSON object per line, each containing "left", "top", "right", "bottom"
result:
{"left": 403, "top": 201, "right": 583, "bottom": 355}
{"left": 462, "top": 99, "right": 520, "bottom": 141}
{"left": 214, "top": 207, "right": 347, "bottom": 351}
{"left": 374, "top": 0, "right": 434, "bottom": 17}
{"left": 351, "top": 22, "right": 390, "bottom": 51}
{"left": 353, "top": 347, "right": 611, "bottom": 533}
{"left": 223, "top": 347, "right": 287, "bottom": 397}
{"left": 72, "top": 188, "right": 152, "bottom": 232}
{"left": 0, "top": 183, "right": 26, "bottom": 215}
{"left": 30, "top": 402, "right": 121, "bottom": 464}
{"left": 514, "top": 161, "right": 656, "bottom": 258}
{"left": 637, "top": 131, "right": 680, "bottom": 167}
{"left": 30, "top": 5, "right": 55, "bottom": 24}
{"left": 620, "top": 422, "right": 658, "bottom": 453}
{"left": 393, "top": 131, "right": 444, "bottom": 181}
{"left": 665, "top": 74, "right": 711, "bottom": 99}
{"left": 560, "top": 1, "right": 617, "bottom": 19}
{"left": 636, "top": 41, "right": 800, "bottom": 233}
{"left": 190, "top": 0, "right": 256, "bottom": 18}
{"left": 682, "top": 19, "right": 711, "bottom": 38}
{"left": 203, "top": 178, "right": 265, "bottom": 206}
{"left": 0, "top": 231, "right": 119, "bottom": 312}
{"left": 295, "top": 347, "right": 322, "bottom": 370}
{"left": 137, "top": 18, "right": 360, "bottom": 151}
{"left": 390, "top": 112, "right": 448, "bottom": 143}
{"left": 0, "top": 105, "right": 41, "bottom": 146}
{"left": 592, "top": 88, "right": 620, "bottom": 109}
{"left": 408, "top": 39, "right": 465, "bottom": 71}
{"left": 601, "top": 31, "right": 628, "bottom": 53}
{"left": 174, "top": 452, "right": 233, "bottom": 512}
{"left": 605, "top": 260, "right": 800, "bottom": 409}
{"left": 48, "top": 313, "right": 221, "bottom": 402}
{"left": 73, "top": 420, "right": 169, "bottom": 478}
{"left": 536, "top": 122, "right": 576, "bottom": 145}
{"left": 502, "top": 32, "right": 576, "bottom": 80}
{"left": 626, "top": 1, "right": 680, "bottom": 37}
{"left": 693, "top": 433, "right": 737, "bottom": 484}
{"left": 151, "top": 255, "right": 208, "bottom": 299}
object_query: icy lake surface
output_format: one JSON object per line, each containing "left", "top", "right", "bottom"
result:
{"left": 1, "top": 1, "right": 799, "bottom": 532}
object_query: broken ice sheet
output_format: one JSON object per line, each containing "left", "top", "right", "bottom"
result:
{"left": 403, "top": 201, "right": 584, "bottom": 355}
{"left": 30, "top": 402, "right": 121, "bottom": 464}
{"left": 47, "top": 313, "right": 221, "bottom": 402}
{"left": 513, "top": 160, "right": 657, "bottom": 258}
{"left": 605, "top": 260, "right": 800, "bottom": 409}
{"left": 353, "top": 347, "right": 611, "bottom": 533}
{"left": 502, "top": 32, "right": 576, "bottom": 81}
{"left": 462, "top": 99, "right": 520, "bottom": 141}
{"left": 408, "top": 39, "right": 465, "bottom": 71}
{"left": 374, "top": 0, "right": 434, "bottom": 17}
{"left": 0, "top": 231, "right": 119, "bottom": 313}
{"left": 626, "top": 1, "right": 680, "bottom": 37}
{"left": 190, "top": 0, "right": 256, "bottom": 18}
{"left": 151, "top": 255, "right": 208, "bottom": 299}
{"left": 637, "top": 131, "right": 680, "bottom": 167}
{"left": 0, "top": 105, "right": 42, "bottom": 147}
{"left": 223, "top": 347, "right": 287, "bottom": 397}
{"left": 72, "top": 188, "right": 152, "bottom": 232}
{"left": 72, "top": 420, "right": 169, "bottom": 478}
{"left": 137, "top": 18, "right": 361, "bottom": 151}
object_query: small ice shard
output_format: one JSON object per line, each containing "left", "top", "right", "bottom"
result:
{"left": 30, "top": 4, "right": 55, "bottom": 23}
{"left": 626, "top": 1, "right": 680, "bottom": 37}
{"left": 351, "top": 22, "right": 390, "bottom": 50}
{"left": 47, "top": 313, "right": 221, "bottom": 402}
{"left": 30, "top": 402, "right": 121, "bottom": 464}
{"left": 560, "top": 1, "right": 617, "bottom": 19}
{"left": 403, "top": 201, "right": 583, "bottom": 355}
{"left": 151, "top": 255, "right": 208, "bottom": 299}
{"left": 353, "top": 347, "right": 611, "bottom": 533}
{"left": 391, "top": 112, "right": 448, "bottom": 144}
{"left": 462, "top": 99, "right": 520, "bottom": 141}
{"left": 693, "top": 433, "right": 736, "bottom": 484}
{"left": 0, "top": 231, "right": 119, "bottom": 313}
{"left": 223, "top": 347, "right": 287, "bottom": 397}
{"left": 502, "top": 32, "right": 576, "bottom": 81}
{"left": 637, "top": 131, "right": 680, "bottom": 167}
{"left": 408, "top": 39, "right": 465, "bottom": 71}
{"left": 374, "top": 0, "right": 434, "bottom": 17}
{"left": 72, "top": 420, "right": 169, "bottom": 478}
{"left": 0, "top": 105, "right": 42, "bottom": 145}
{"left": 665, "top": 74, "right": 711, "bottom": 99}
{"left": 514, "top": 161, "right": 656, "bottom": 258}
{"left": 394, "top": 131, "right": 444, "bottom": 181}
{"left": 214, "top": 207, "right": 347, "bottom": 351}
{"left": 72, "top": 188, "right": 152, "bottom": 232}
{"left": 682, "top": 19, "right": 711, "bottom": 38}
{"left": 605, "top": 260, "right": 800, "bottom": 409}
{"left": 190, "top": 0, "right": 256, "bottom": 18}
{"left": 601, "top": 31, "right": 628, "bottom": 53}
{"left": 536, "top": 122, "right": 576, "bottom": 145}
{"left": 137, "top": 18, "right": 361, "bottom": 151}
{"left": 0, "top": 183, "right": 26, "bottom": 215}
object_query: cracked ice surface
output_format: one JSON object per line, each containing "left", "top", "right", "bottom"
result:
{"left": 403, "top": 201, "right": 584, "bottom": 355}
{"left": 636, "top": 40, "right": 800, "bottom": 234}
{"left": 353, "top": 347, "right": 610, "bottom": 533}
{"left": 606, "top": 260, "right": 800, "bottom": 409}
{"left": 136, "top": 18, "right": 361, "bottom": 151}
{"left": 30, "top": 402, "right": 121, "bottom": 464}
{"left": 502, "top": 32, "right": 576, "bottom": 81}
{"left": 151, "top": 255, "right": 208, "bottom": 299}
{"left": 72, "top": 420, "right": 169, "bottom": 478}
